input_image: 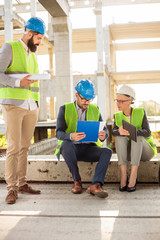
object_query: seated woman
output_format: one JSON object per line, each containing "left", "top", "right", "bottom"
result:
{"left": 112, "top": 85, "right": 157, "bottom": 192}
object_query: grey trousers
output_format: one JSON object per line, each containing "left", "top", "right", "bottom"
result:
{"left": 115, "top": 136, "right": 154, "bottom": 166}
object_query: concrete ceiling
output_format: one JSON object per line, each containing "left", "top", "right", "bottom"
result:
{"left": 72, "top": 22, "right": 160, "bottom": 53}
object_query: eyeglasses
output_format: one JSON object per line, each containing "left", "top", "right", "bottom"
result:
{"left": 78, "top": 93, "right": 92, "bottom": 102}
{"left": 114, "top": 99, "right": 130, "bottom": 104}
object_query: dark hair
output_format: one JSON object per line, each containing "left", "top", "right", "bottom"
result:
{"left": 25, "top": 28, "right": 39, "bottom": 35}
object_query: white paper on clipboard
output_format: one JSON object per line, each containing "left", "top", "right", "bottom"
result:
{"left": 6, "top": 73, "right": 50, "bottom": 80}
{"left": 99, "top": 121, "right": 106, "bottom": 131}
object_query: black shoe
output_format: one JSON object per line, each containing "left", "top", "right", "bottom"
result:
{"left": 127, "top": 185, "right": 136, "bottom": 192}
{"left": 119, "top": 185, "right": 127, "bottom": 192}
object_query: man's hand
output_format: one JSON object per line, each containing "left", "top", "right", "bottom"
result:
{"left": 98, "top": 130, "right": 106, "bottom": 141}
{"left": 71, "top": 132, "right": 86, "bottom": 141}
{"left": 118, "top": 126, "right": 130, "bottom": 136}
{"left": 20, "top": 75, "right": 38, "bottom": 87}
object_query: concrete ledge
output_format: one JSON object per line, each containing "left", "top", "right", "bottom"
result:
{"left": 0, "top": 154, "right": 159, "bottom": 183}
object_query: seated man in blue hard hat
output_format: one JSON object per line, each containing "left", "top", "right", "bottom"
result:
{"left": 55, "top": 79, "right": 112, "bottom": 198}
{"left": 0, "top": 17, "right": 46, "bottom": 204}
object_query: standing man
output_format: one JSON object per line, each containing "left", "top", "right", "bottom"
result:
{"left": 0, "top": 17, "right": 46, "bottom": 204}
{"left": 55, "top": 79, "right": 112, "bottom": 198}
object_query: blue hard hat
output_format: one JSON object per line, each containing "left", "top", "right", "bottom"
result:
{"left": 24, "top": 17, "right": 46, "bottom": 35}
{"left": 75, "top": 79, "right": 95, "bottom": 99}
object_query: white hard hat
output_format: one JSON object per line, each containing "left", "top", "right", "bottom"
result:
{"left": 116, "top": 85, "right": 135, "bottom": 99}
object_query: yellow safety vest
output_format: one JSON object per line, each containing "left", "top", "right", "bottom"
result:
{"left": 55, "top": 102, "right": 103, "bottom": 156}
{"left": 115, "top": 108, "right": 157, "bottom": 156}
{"left": 0, "top": 41, "right": 39, "bottom": 101}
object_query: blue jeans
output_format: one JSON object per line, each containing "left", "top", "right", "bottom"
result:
{"left": 61, "top": 141, "right": 112, "bottom": 185}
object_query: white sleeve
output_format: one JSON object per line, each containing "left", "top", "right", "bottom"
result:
{"left": 14, "top": 79, "right": 21, "bottom": 87}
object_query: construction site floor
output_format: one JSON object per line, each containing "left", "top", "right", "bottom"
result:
{"left": 0, "top": 182, "right": 160, "bottom": 240}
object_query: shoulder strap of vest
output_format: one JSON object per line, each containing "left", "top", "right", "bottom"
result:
{"left": 87, "top": 103, "right": 100, "bottom": 121}
{"left": 115, "top": 111, "right": 129, "bottom": 127}
{"left": 65, "top": 102, "right": 78, "bottom": 133}
{"left": 131, "top": 108, "right": 144, "bottom": 128}
{"left": 7, "top": 40, "right": 24, "bottom": 50}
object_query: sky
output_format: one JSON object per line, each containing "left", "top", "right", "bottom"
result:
{"left": 19, "top": 2, "right": 160, "bottom": 103}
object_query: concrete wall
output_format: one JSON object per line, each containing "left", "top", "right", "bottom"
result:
{"left": 0, "top": 154, "right": 159, "bottom": 183}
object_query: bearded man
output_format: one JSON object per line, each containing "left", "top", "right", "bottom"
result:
{"left": 0, "top": 17, "right": 46, "bottom": 204}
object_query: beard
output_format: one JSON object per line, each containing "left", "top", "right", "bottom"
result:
{"left": 27, "top": 36, "right": 39, "bottom": 52}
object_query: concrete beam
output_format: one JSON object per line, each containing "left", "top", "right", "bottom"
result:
{"left": 11, "top": 2, "right": 45, "bottom": 13}
{"left": 115, "top": 41, "right": 160, "bottom": 51}
{"left": 38, "top": 0, "right": 69, "bottom": 17}
{"left": 110, "top": 71, "right": 160, "bottom": 85}
{"left": 70, "top": 0, "right": 160, "bottom": 9}
{"left": 13, "top": 11, "right": 25, "bottom": 28}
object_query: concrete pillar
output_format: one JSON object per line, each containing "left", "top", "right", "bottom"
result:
{"left": 104, "top": 25, "right": 111, "bottom": 72}
{"left": 49, "top": 47, "right": 56, "bottom": 136}
{"left": 4, "top": 0, "right": 13, "bottom": 41}
{"left": 39, "top": 80, "right": 47, "bottom": 121}
{"left": 110, "top": 41, "right": 116, "bottom": 72}
{"left": 30, "top": 0, "right": 45, "bottom": 121}
{"left": 104, "top": 25, "right": 112, "bottom": 120}
{"left": 105, "top": 74, "right": 112, "bottom": 121}
{"left": 94, "top": 1, "right": 106, "bottom": 120}
{"left": 51, "top": 16, "right": 73, "bottom": 116}
{"left": 111, "top": 83, "right": 116, "bottom": 117}
{"left": 30, "top": 0, "right": 37, "bottom": 17}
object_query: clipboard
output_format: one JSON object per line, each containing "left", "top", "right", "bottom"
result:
{"left": 122, "top": 120, "right": 137, "bottom": 142}
{"left": 6, "top": 73, "right": 50, "bottom": 80}
{"left": 77, "top": 121, "right": 100, "bottom": 142}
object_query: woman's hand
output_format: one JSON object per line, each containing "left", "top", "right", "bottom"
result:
{"left": 118, "top": 126, "right": 130, "bottom": 136}
{"left": 98, "top": 130, "right": 106, "bottom": 141}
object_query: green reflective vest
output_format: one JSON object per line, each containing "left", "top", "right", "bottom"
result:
{"left": 114, "top": 108, "right": 157, "bottom": 156}
{"left": 55, "top": 102, "right": 103, "bottom": 156}
{"left": 0, "top": 41, "right": 39, "bottom": 101}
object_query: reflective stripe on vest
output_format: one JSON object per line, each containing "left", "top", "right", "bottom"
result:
{"left": 55, "top": 103, "right": 103, "bottom": 156}
{"left": 114, "top": 108, "right": 157, "bottom": 156}
{"left": 0, "top": 41, "right": 39, "bottom": 101}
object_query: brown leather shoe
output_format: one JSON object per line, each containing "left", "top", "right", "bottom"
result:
{"left": 5, "top": 190, "right": 18, "bottom": 204}
{"left": 72, "top": 180, "right": 82, "bottom": 194}
{"left": 18, "top": 184, "right": 41, "bottom": 194}
{"left": 86, "top": 183, "right": 108, "bottom": 198}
